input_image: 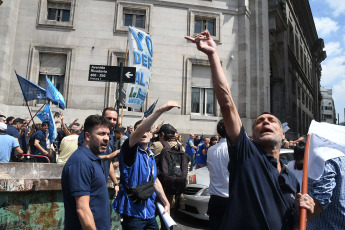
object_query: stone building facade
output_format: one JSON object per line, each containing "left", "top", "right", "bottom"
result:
{"left": 268, "top": 0, "right": 326, "bottom": 139}
{"left": 0, "top": 0, "right": 324, "bottom": 137}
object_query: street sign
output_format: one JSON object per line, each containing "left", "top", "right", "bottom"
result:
{"left": 88, "top": 65, "right": 136, "bottom": 83}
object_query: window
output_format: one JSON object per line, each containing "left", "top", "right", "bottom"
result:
{"left": 189, "top": 10, "right": 221, "bottom": 41}
{"left": 194, "top": 18, "right": 215, "bottom": 36}
{"left": 123, "top": 8, "right": 145, "bottom": 28}
{"left": 37, "top": 0, "right": 75, "bottom": 28}
{"left": 115, "top": 2, "right": 151, "bottom": 33}
{"left": 47, "top": 2, "right": 71, "bottom": 22}
{"left": 191, "top": 87, "right": 214, "bottom": 115}
{"left": 322, "top": 106, "right": 333, "bottom": 110}
{"left": 38, "top": 53, "right": 67, "bottom": 104}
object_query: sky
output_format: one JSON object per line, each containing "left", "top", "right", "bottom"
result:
{"left": 309, "top": 0, "right": 345, "bottom": 123}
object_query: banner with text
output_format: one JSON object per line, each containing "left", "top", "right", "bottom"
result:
{"left": 125, "top": 26, "right": 153, "bottom": 110}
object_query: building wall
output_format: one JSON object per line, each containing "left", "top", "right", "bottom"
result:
{"left": 1, "top": 0, "right": 268, "bottom": 136}
{"left": 320, "top": 87, "right": 336, "bottom": 124}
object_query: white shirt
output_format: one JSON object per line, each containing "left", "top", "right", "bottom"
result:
{"left": 207, "top": 138, "right": 229, "bottom": 197}
{"left": 286, "top": 160, "right": 303, "bottom": 192}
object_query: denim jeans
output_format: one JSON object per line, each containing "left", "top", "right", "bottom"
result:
{"left": 186, "top": 154, "right": 195, "bottom": 171}
{"left": 121, "top": 215, "right": 158, "bottom": 230}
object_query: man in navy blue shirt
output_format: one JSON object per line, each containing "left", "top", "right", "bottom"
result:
{"left": 62, "top": 115, "right": 112, "bottom": 230}
{"left": 30, "top": 122, "right": 49, "bottom": 156}
{"left": 186, "top": 31, "right": 315, "bottom": 229}
{"left": 6, "top": 118, "right": 25, "bottom": 161}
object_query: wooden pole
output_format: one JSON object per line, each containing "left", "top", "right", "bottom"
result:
{"left": 29, "top": 100, "right": 48, "bottom": 124}
{"left": 299, "top": 134, "right": 311, "bottom": 230}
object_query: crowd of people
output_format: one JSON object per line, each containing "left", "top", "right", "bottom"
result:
{"left": 0, "top": 30, "right": 344, "bottom": 230}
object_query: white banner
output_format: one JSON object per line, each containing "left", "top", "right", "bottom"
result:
{"left": 125, "top": 26, "right": 153, "bottom": 110}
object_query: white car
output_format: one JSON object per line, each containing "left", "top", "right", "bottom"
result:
{"left": 179, "top": 148, "right": 295, "bottom": 220}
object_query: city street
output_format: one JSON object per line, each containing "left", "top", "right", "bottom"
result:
{"left": 168, "top": 210, "right": 209, "bottom": 230}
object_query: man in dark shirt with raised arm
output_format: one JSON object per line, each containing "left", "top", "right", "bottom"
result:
{"left": 185, "top": 31, "right": 315, "bottom": 229}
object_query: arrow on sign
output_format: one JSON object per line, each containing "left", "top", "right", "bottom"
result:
{"left": 125, "top": 72, "right": 133, "bottom": 79}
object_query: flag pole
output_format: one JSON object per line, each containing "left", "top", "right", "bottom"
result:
{"left": 29, "top": 100, "right": 49, "bottom": 124}
{"left": 299, "top": 133, "right": 311, "bottom": 230}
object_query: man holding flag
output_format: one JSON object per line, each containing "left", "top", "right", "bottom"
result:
{"left": 185, "top": 31, "right": 315, "bottom": 229}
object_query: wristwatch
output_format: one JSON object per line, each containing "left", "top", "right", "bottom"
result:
{"left": 114, "top": 183, "right": 119, "bottom": 187}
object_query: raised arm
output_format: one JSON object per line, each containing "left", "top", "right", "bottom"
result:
{"left": 129, "top": 101, "right": 180, "bottom": 148}
{"left": 185, "top": 31, "right": 242, "bottom": 144}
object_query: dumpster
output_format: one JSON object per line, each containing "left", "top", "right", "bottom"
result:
{"left": 0, "top": 163, "right": 121, "bottom": 229}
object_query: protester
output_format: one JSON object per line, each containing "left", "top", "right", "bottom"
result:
{"left": 207, "top": 119, "right": 229, "bottom": 230}
{"left": 210, "top": 136, "right": 218, "bottom": 147}
{"left": 78, "top": 107, "right": 120, "bottom": 188}
{"left": 287, "top": 141, "right": 305, "bottom": 191}
{"left": 6, "top": 116, "right": 14, "bottom": 125}
{"left": 195, "top": 137, "right": 210, "bottom": 169}
{"left": 307, "top": 156, "right": 345, "bottom": 229}
{"left": 185, "top": 134, "right": 197, "bottom": 171}
{"left": 0, "top": 123, "right": 23, "bottom": 162}
{"left": 112, "top": 101, "right": 179, "bottom": 230}
{"left": 0, "top": 115, "right": 6, "bottom": 123}
{"left": 6, "top": 118, "right": 25, "bottom": 161}
{"left": 185, "top": 30, "right": 315, "bottom": 229}
{"left": 114, "top": 126, "right": 128, "bottom": 150}
{"left": 61, "top": 115, "right": 112, "bottom": 230}
{"left": 57, "top": 124, "right": 81, "bottom": 164}
{"left": 125, "top": 125, "right": 133, "bottom": 138}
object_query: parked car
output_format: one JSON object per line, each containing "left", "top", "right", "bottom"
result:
{"left": 179, "top": 148, "right": 295, "bottom": 220}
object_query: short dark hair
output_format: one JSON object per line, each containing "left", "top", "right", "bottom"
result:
{"left": 102, "top": 107, "right": 116, "bottom": 117}
{"left": 217, "top": 119, "right": 226, "bottom": 138}
{"left": 41, "top": 122, "right": 49, "bottom": 127}
{"left": 84, "top": 115, "right": 111, "bottom": 134}
{"left": 157, "top": 124, "right": 177, "bottom": 141}
{"left": 114, "top": 127, "right": 126, "bottom": 135}
{"left": 134, "top": 120, "right": 143, "bottom": 130}
{"left": 0, "top": 115, "right": 6, "bottom": 119}
{"left": 6, "top": 116, "right": 15, "bottom": 124}
{"left": 12, "top": 118, "right": 24, "bottom": 125}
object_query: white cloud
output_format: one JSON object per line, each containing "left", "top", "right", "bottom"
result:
{"left": 321, "top": 55, "right": 345, "bottom": 86}
{"left": 325, "top": 0, "right": 345, "bottom": 17}
{"left": 314, "top": 17, "right": 339, "bottom": 37}
{"left": 324, "top": 42, "right": 342, "bottom": 57}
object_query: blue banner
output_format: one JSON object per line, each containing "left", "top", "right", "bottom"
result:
{"left": 37, "top": 104, "right": 57, "bottom": 143}
{"left": 144, "top": 98, "right": 158, "bottom": 118}
{"left": 46, "top": 76, "right": 66, "bottom": 110}
{"left": 16, "top": 73, "right": 46, "bottom": 102}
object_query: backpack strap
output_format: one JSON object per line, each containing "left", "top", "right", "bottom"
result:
{"left": 160, "top": 141, "right": 171, "bottom": 149}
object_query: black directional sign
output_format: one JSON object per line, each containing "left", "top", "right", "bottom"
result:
{"left": 88, "top": 65, "right": 136, "bottom": 83}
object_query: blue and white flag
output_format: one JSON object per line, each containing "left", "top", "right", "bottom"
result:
{"left": 307, "top": 120, "right": 345, "bottom": 180}
{"left": 144, "top": 98, "right": 158, "bottom": 118}
{"left": 16, "top": 73, "right": 46, "bottom": 102}
{"left": 46, "top": 76, "right": 66, "bottom": 110}
{"left": 125, "top": 26, "right": 153, "bottom": 110}
{"left": 37, "top": 104, "right": 57, "bottom": 142}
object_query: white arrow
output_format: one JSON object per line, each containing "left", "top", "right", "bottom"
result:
{"left": 125, "top": 72, "right": 133, "bottom": 78}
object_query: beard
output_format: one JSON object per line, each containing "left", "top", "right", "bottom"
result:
{"left": 253, "top": 136, "right": 282, "bottom": 149}
{"left": 89, "top": 143, "right": 107, "bottom": 155}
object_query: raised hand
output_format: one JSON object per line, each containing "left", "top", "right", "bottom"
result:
{"left": 185, "top": 30, "right": 217, "bottom": 56}
{"left": 157, "top": 101, "right": 180, "bottom": 113}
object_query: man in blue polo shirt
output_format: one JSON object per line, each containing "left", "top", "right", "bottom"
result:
{"left": 195, "top": 137, "right": 210, "bottom": 169}
{"left": 62, "top": 115, "right": 112, "bottom": 230}
{"left": 6, "top": 118, "right": 25, "bottom": 161}
{"left": 186, "top": 31, "right": 315, "bottom": 229}
{"left": 30, "top": 122, "right": 49, "bottom": 156}
{"left": 185, "top": 134, "right": 197, "bottom": 171}
{"left": 113, "top": 101, "right": 179, "bottom": 230}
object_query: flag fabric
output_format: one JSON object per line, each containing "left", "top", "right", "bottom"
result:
{"left": 307, "top": 120, "right": 345, "bottom": 180}
{"left": 281, "top": 122, "right": 290, "bottom": 132}
{"left": 144, "top": 98, "right": 158, "bottom": 118}
{"left": 37, "top": 104, "right": 57, "bottom": 143}
{"left": 15, "top": 73, "right": 46, "bottom": 102}
{"left": 46, "top": 76, "right": 66, "bottom": 109}
{"left": 125, "top": 26, "right": 153, "bottom": 110}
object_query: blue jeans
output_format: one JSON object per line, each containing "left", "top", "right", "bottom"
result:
{"left": 186, "top": 154, "right": 195, "bottom": 171}
{"left": 121, "top": 215, "right": 158, "bottom": 230}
